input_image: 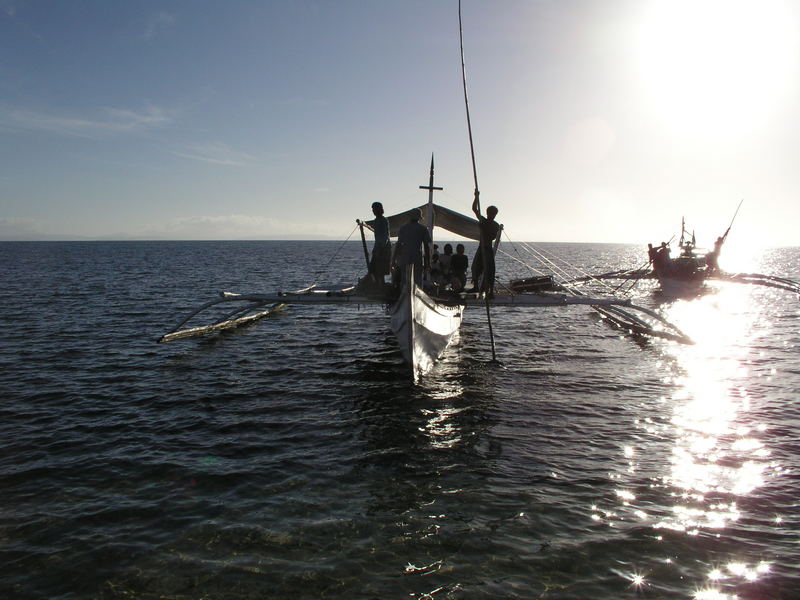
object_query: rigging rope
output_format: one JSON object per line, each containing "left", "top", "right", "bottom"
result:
{"left": 312, "top": 223, "right": 360, "bottom": 285}
{"left": 497, "top": 234, "right": 694, "bottom": 341}
{"left": 498, "top": 231, "right": 649, "bottom": 299}
{"left": 501, "top": 236, "right": 618, "bottom": 296}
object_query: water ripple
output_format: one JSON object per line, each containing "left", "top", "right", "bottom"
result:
{"left": 1, "top": 241, "right": 798, "bottom": 599}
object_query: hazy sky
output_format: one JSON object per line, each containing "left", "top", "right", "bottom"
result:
{"left": 2, "top": 0, "right": 798, "bottom": 246}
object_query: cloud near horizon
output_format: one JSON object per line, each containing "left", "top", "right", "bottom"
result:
{"left": 0, "top": 216, "right": 43, "bottom": 238}
{"left": 2, "top": 103, "right": 172, "bottom": 137}
{"left": 0, "top": 214, "right": 343, "bottom": 241}
{"left": 174, "top": 142, "right": 256, "bottom": 167}
{"left": 150, "top": 214, "right": 338, "bottom": 239}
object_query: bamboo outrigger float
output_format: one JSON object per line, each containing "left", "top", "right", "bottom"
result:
{"left": 157, "top": 294, "right": 286, "bottom": 343}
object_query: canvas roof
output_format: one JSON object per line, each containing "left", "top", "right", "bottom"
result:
{"left": 365, "top": 203, "right": 498, "bottom": 241}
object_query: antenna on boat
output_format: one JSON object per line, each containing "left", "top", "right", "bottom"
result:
{"left": 459, "top": 0, "right": 497, "bottom": 363}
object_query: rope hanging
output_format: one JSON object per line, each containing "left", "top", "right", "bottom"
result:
{"left": 310, "top": 223, "right": 360, "bottom": 286}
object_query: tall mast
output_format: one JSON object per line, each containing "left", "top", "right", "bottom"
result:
{"left": 419, "top": 153, "right": 442, "bottom": 244}
{"left": 459, "top": 0, "right": 496, "bottom": 363}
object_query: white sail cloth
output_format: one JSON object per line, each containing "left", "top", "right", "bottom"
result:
{"left": 365, "top": 203, "right": 489, "bottom": 241}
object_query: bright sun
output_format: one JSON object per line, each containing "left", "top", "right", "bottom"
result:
{"left": 636, "top": 0, "right": 798, "bottom": 139}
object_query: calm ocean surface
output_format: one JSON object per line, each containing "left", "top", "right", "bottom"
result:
{"left": 1, "top": 240, "right": 798, "bottom": 599}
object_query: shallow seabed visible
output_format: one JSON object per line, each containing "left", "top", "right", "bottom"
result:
{"left": 1, "top": 241, "right": 798, "bottom": 599}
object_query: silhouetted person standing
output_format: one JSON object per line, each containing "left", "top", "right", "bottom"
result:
{"left": 470, "top": 192, "right": 499, "bottom": 297}
{"left": 397, "top": 208, "right": 431, "bottom": 285}
{"left": 368, "top": 201, "right": 391, "bottom": 282}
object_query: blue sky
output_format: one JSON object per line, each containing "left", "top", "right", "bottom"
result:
{"left": 1, "top": 0, "right": 798, "bottom": 246}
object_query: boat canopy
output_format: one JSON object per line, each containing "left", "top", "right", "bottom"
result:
{"left": 366, "top": 203, "right": 497, "bottom": 241}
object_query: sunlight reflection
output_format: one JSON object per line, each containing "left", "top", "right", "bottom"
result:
{"left": 693, "top": 589, "right": 733, "bottom": 600}
{"left": 630, "top": 573, "right": 646, "bottom": 587}
{"left": 423, "top": 358, "right": 464, "bottom": 400}
{"left": 641, "top": 274, "right": 776, "bottom": 537}
{"left": 726, "top": 562, "right": 747, "bottom": 576}
{"left": 656, "top": 502, "right": 741, "bottom": 532}
{"left": 421, "top": 406, "right": 464, "bottom": 449}
{"left": 715, "top": 243, "right": 767, "bottom": 275}
{"left": 726, "top": 561, "right": 767, "bottom": 583}
{"left": 615, "top": 489, "right": 636, "bottom": 503}
{"left": 418, "top": 363, "right": 466, "bottom": 449}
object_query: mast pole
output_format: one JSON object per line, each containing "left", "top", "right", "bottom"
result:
{"left": 459, "top": 0, "right": 479, "bottom": 197}
{"left": 722, "top": 199, "right": 744, "bottom": 241}
{"left": 459, "top": 0, "right": 496, "bottom": 363}
{"left": 356, "top": 220, "right": 370, "bottom": 271}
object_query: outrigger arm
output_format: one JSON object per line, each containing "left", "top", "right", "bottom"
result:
{"left": 157, "top": 285, "right": 692, "bottom": 345}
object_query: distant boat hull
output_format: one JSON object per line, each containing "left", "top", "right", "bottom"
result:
{"left": 655, "top": 255, "right": 708, "bottom": 296}
{"left": 388, "top": 274, "right": 463, "bottom": 378}
{"left": 657, "top": 274, "right": 706, "bottom": 296}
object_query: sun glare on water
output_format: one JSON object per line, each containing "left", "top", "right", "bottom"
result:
{"left": 637, "top": 0, "right": 798, "bottom": 139}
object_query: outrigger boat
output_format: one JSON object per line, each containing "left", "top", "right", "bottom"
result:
{"left": 158, "top": 159, "right": 696, "bottom": 379}
{"left": 572, "top": 210, "right": 800, "bottom": 298}
{"left": 157, "top": 4, "right": 697, "bottom": 378}
{"left": 651, "top": 217, "right": 715, "bottom": 296}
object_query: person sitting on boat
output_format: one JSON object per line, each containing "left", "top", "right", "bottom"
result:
{"left": 397, "top": 208, "right": 431, "bottom": 285}
{"left": 429, "top": 256, "right": 451, "bottom": 296}
{"left": 368, "top": 201, "right": 391, "bottom": 283}
{"left": 438, "top": 244, "right": 453, "bottom": 280}
{"left": 451, "top": 243, "right": 469, "bottom": 291}
{"left": 470, "top": 192, "right": 500, "bottom": 297}
{"left": 430, "top": 252, "right": 444, "bottom": 284}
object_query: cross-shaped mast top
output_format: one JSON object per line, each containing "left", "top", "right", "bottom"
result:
{"left": 419, "top": 154, "right": 442, "bottom": 240}
{"left": 419, "top": 154, "right": 443, "bottom": 197}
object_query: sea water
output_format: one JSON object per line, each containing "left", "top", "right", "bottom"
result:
{"left": 1, "top": 240, "right": 798, "bottom": 599}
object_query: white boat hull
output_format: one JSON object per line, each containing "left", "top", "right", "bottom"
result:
{"left": 388, "top": 277, "right": 463, "bottom": 378}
